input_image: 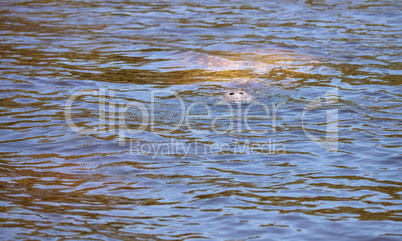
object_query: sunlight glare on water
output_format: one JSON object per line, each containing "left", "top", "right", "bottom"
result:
{"left": 0, "top": 0, "right": 401, "bottom": 240}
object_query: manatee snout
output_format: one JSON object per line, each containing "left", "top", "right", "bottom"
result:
{"left": 223, "top": 90, "right": 252, "bottom": 103}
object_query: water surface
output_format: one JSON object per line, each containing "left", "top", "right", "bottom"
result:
{"left": 0, "top": 0, "right": 401, "bottom": 240}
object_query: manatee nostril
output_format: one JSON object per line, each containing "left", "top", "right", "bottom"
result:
{"left": 223, "top": 90, "right": 252, "bottom": 103}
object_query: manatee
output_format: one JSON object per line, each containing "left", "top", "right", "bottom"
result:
{"left": 223, "top": 90, "right": 253, "bottom": 103}
{"left": 156, "top": 48, "right": 317, "bottom": 102}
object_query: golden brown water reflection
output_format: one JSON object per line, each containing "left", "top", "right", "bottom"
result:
{"left": 0, "top": 0, "right": 401, "bottom": 240}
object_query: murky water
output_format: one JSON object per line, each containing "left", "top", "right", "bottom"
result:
{"left": 0, "top": 0, "right": 401, "bottom": 240}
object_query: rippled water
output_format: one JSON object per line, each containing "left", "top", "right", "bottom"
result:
{"left": 0, "top": 0, "right": 401, "bottom": 240}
